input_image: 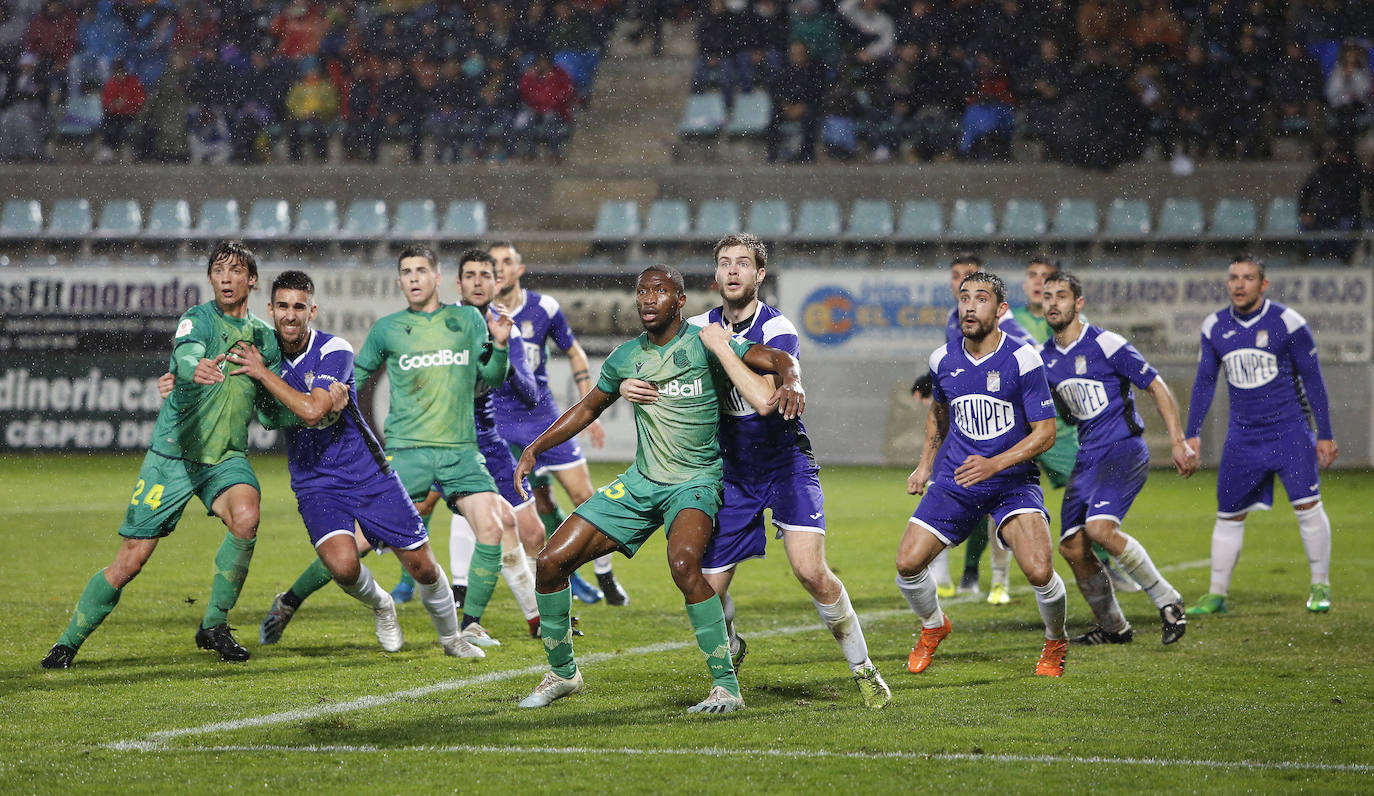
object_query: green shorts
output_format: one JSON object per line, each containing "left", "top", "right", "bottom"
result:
{"left": 1037, "top": 417, "right": 1080, "bottom": 489}
{"left": 389, "top": 444, "right": 496, "bottom": 504}
{"left": 573, "top": 467, "right": 723, "bottom": 558}
{"left": 117, "top": 451, "right": 260, "bottom": 539}
{"left": 507, "top": 442, "right": 553, "bottom": 490}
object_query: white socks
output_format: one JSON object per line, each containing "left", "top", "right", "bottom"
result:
{"left": 502, "top": 543, "right": 539, "bottom": 620}
{"left": 449, "top": 514, "right": 476, "bottom": 587}
{"left": 813, "top": 585, "right": 871, "bottom": 671}
{"left": 338, "top": 563, "right": 389, "bottom": 609}
{"left": 593, "top": 553, "right": 613, "bottom": 575}
{"left": 1075, "top": 568, "right": 1129, "bottom": 634}
{"left": 989, "top": 542, "right": 1011, "bottom": 587}
{"left": 1034, "top": 572, "right": 1067, "bottom": 640}
{"left": 719, "top": 590, "right": 738, "bottom": 651}
{"left": 1114, "top": 532, "right": 1180, "bottom": 608}
{"left": 929, "top": 547, "right": 952, "bottom": 588}
{"left": 1295, "top": 502, "right": 1332, "bottom": 585}
{"left": 1208, "top": 517, "right": 1246, "bottom": 595}
{"left": 896, "top": 569, "right": 945, "bottom": 629}
{"left": 417, "top": 563, "right": 460, "bottom": 639}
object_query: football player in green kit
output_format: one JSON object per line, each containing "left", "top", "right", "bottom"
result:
{"left": 42, "top": 241, "right": 282, "bottom": 668}
{"left": 515, "top": 264, "right": 806, "bottom": 714}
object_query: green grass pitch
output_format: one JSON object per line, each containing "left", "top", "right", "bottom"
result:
{"left": 3, "top": 454, "right": 1371, "bottom": 793}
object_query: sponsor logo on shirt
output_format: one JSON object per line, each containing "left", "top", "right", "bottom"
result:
{"left": 176, "top": 319, "right": 193, "bottom": 338}
{"left": 1221, "top": 348, "right": 1279, "bottom": 389}
{"left": 950, "top": 394, "right": 1016, "bottom": 441}
{"left": 1055, "top": 378, "right": 1111, "bottom": 421}
{"left": 659, "top": 378, "right": 703, "bottom": 398}
{"left": 522, "top": 341, "right": 543, "bottom": 369}
{"left": 397, "top": 349, "right": 471, "bottom": 370}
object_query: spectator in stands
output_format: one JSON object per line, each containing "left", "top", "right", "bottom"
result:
{"left": 188, "top": 43, "right": 237, "bottom": 113}
{"left": 431, "top": 56, "right": 468, "bottom": 162}
{"left": 626, "top": 0, "right": 668, "bottom": 57}
{"left": 895, "top": 0, "right": 946, "bottom": 50}
{"left": 134, "top": 49, "right": 190, "bottom": 162}
{"left": 68, "top": 0, "right": 132, "bottom": 93}
{"left": 959, "top": 52, "right": 1015, "bottom": 160}
{"left": 473, "top": 50, "right": 521, "bottom": 161}
{"left": 742, "top": 0, "right": 788, "bottom": 93}
{"left": 1132, "top": 0, "right": 1184, "bottom": 61}
{"left": 867, "top": 42, "right": 919, "bottom": 161}
{"left": 271, "top": 0, "right": 327, "bottom": 62}
{"left": 1225, "top": 31, "right": 1270, "bottom": 159}
{"left": 1298, "top": 142, "right": 1367, "bottom": 262}
{"left": 285, "top": 60, "right": 338, "bottom": 162}
{"left": 790, "top": 0, "right": 841, "bottom": 68}
{"left": 341, "top": 58, "right": 379, "bottom": 162}
{"left": 1030, "top": 0, "right": 1075, "bottom": 55}
{"left": 516, "top": 51, "right": 574, "bottom": 162}
{"left": 0, "top": 52, "right": 52, "bottom": 162}
{"left": 376, "top": 55, "right": 424, "bottom": 163}
{"left": 1165, "top": 41, "right": 1221, "bottom": 171}
{"left": 511, "top": 0, "right": 551, "bottom": 56}
{"left": 1018, "top": 37, "right": 1070, "bottom": 148}
{"left": 819, "top": 61, "right": 862, "bottom": 160}
{"left": 909, "top": 38, "right": 965, "bottom": 160}
{"left": 692, "top": 0, "right": 746, "bottom": 106}
{"left": 975, "top": 0, "right": 1034, "bottom": 67}
{"left": 766, "top": 40, "right": 824, "bottom": 162}
{"left": 22, "top": 0, "right": 78, "bottom": 92}
{"left": 547, "top": 1, "right": 600, "bottom": 103}
{"left": 1075, "top": 0, "right": 1128, "bottom": 48}
{"left": 231, "top": 48, "right": 293, "bottom": 164}
{"left": 1128, "top": 59, "right": 1172, "bottom": 159}
{"left": 125, "top": 7, "right": 175, "bottom": 93}
{"left": 1268, "top": 38, "right": 1326, "bottom": 157}
{"left": 188, "top": 105, "right": 231, "bottom": 164}
{"left": 1325, "top": 42, "right": 1372, "bottom": 148}
{"left": 96, "top": 58, "right": 144, "bottom": 161}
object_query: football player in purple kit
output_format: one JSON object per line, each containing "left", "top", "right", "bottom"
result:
{"left": 1039, "top": 271, "right": 1196, "bottom": 646}
{"left": 1185, "top": 256, "right": 1338, "bottom": 616}
{"left": 896, "top": 272, "right": 1070, "bottom": 677}
{"left": 489, "top": 241, "right": 629, "bottom": 606}
{"left": 617, "top": 233, "right": 890, "bottom": 709}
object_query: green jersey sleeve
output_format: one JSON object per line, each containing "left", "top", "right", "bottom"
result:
{"left": 353, "top": 322, "right": 386, "bottom": 386}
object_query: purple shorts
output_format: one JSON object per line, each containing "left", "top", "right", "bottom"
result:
{"left": 500, "top": 403, "right": 585, "bottom": 475}
{"left": 1060, "top": 435, "right": 1150, "bottom": 538}
{"left": 479, "top": 431, "right": 533, "bottom": 509}
{"left": 700, "top": 469, "right": 827, "bottom": 573}
{"left": 910, "top": 478, "right": 1047, "bottom": 547}
{"left": 1217, "top": 423, "right": 1320, "bottom": 517}
{"left": 296, "top": 471, "right": 428, "bottom": 552}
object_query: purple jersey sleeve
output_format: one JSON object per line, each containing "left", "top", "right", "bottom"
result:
{"left": 1106, "top": 339, "right": 1158, "bottom": 391}
{"left": 1288, "top": 323, "right": 1334, "bottom": 439}
{"left": 313, "top": 348, "right": 353, "bottom": 388}
{"left": 1186, "top": 322, "right": 1221, "bottom": 438}
{"left": 1016, "top": 346, "right": 1057, "bottom": 424}
{"left": 501, "top": 323, "right": 539, "bottom": 407}
{"left": 548, "top": 306, "right": 576, "bottom": 353}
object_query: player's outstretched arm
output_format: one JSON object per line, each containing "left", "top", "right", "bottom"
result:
{"left": 564, "top": 339, "right": 607, "bottom": 448}
{"left": 954, "top": 416, "right": 1055, "bottom": 488}
{"left": 1185, "top": 332, "right": 1221, "bottom": 441}
{"left": 227, "top": 342, "right": 343, "bottom": 426}
{"left": 908, "top": 400, "right": 948, "bottom": 495}
{"left": 1146, "top": 376, "right": 1199, "bottom": 477}
{"left": 515, "top": 387, "right": 617, "bottom": 499}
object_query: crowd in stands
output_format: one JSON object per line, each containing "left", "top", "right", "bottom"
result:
{"left": 690, "top": 0, "right": 1374, "bottom": 167}
{"left": 0, "top": 0, "right": 619, "bottom": 164}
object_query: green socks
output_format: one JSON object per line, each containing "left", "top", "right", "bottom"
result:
{"left": 56, "top": 569, "right": 123, "bottom": 650}
{"left": 539, "top": 506, "right": 567, "bottom": 540}
{"left": 536, "top": 587, "right": 576, "bottom": 677}
{"left": 461, "top": 542, "right": 502, "bottom": 625}
{"left": 685, "top": 594, "right": 739, "bottom": 697}
{"left": 289, "top": 557, "right": 335, "bottom": 602}
{"left": 203, "top": 532, "right": 255, "bottom": 628}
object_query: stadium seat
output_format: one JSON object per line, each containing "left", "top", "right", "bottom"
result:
{"left": 694, "top": 200, "right": 741, "bottom": 239}
{"left": 1000, "top": 199, "right": 1048, "bottom": 238}
{"left": 641, "top": 200, "right": 691, "bottom": 240}
{"left": 392, "top": 199, "right": 438, "bottom": 238}
{"left": 244, "top": 200, "right": 291, "bottom": 238}
{"left": 746, "top": 200, "right": 791, "bottom": 238}
{"left": 1262, "top": 197, "right": 1300, "bottom": 239}
{"left": 725, "top": 91, "right": 771, "bottom": 136}
{"left": 1208, "top": 198, "right": 1258, "bottom": 240}
{"left": 341, "top": 200, "right": 389, "bottom": 238}
{"left": 45, "top": 199, "right": 92, "bottom": 237}
{"left": 593, "top": 201, "right": 640, "bottom": 240}
{"left": 196, "top": 199, "right": 241, "bottom": 238}
{"left": 1104, "top": 198, "right": 1152, "bottom": 239}
{"left": 94, "top": 200, "right": 142, "bottom": 237}
{"left": 845, "top": 200, "right": 894, "bottom": 240}
{"left": 292, "top": 200, "right": 339, "bottom": 238}
{"left": 144, "top": 200, "right": 191, "bottom": 237}
{"left": 895, "top": 200, "right": 944, "bottom": 241}
{"left": 678, "top": 92, "right": 726, "bottom": 137}
{"left": 1156, "top": 198, "right": 1204, "bottom": 240}
{"left": 946, "top": 199, "right": 995, "bottom": 240}
{"left": 1051, "top": 199, "right": 1099, "bottom": 239}
{"left": 0, "top": 200, "right": 43, "bottom": 238}
{"left": 441, "top": 200, "right": 488, "bottom": 239}
{"left": 791, "top": 200, "right": 843, "bottom": 241}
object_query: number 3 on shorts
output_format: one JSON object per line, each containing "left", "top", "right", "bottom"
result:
{"left": 130, "top": 479, "right": 165, "bottom": 510}
{"left": 599, "top": 481, "right": 626, "bottom": 500}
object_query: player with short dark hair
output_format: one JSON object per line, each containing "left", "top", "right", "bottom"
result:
{"left": 897, "top": 271, "right": 1071, "bottom": 678}
{"left": 42, "top": 241, "right": 281, "bottom": 669}
{"left": 1040, "top": 271, "right": 1195, "bottom": 646}
{"left": 1185, "top": 256, "right": 1338, "bottom": 615}
{"left": 515, "top": 264, "right": 806, "bottom": 713}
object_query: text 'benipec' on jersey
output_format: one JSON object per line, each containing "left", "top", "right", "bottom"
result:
{"left": 929, "top": 331, "right": 1056, "bottom": 486}
{"left": 597, "top": 322, "right": 753, "bottom": 485}
{"left": 1041, "top": 323, "right": 1158, "bottom": 451}
{"left": 688, "top": 304, "right": 815, "bottom": 481}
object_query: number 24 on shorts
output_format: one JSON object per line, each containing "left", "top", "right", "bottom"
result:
{"left": 599, "top": 481, "right": 625, "bottom": 500}
{"left": 130, "top": 479, "right": 165, "bottom": 511}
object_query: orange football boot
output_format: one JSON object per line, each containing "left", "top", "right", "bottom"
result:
{"left": 907, "top": 615, "right": 952, "bottom": 673}
{"left": 1035, "top": 638, "right": 1068, "bottom": 677}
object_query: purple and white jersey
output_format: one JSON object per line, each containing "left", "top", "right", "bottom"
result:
{"left": 688, "top": 303, "right": 815, "bottom": 480}
{"left": 1041, "top": 323, "right": 1158, "bottom": 452}
{"left": 945, "top": 306, "right": 1035, "bottom": 348}
{"left": 494, "top": 289, "right": 576, "bottom": 434}
{"left": 473, "top": 306, "right": 538, "bottom": 446}
{"left": 929, "top": 332, "right": 1057, "bottom": 486}
{"left": 278, "top": 330, "right": 391, "bottom": 493}
{"left": 1186, "top": 300, "right": 1333, "bottom": 440}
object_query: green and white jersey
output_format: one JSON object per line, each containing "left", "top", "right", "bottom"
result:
{"left": 1011, "top": 306, "right": 1053, "bottom": 344}
{"left": 151, "top": 300, "right": 281, "bottom": 464}
{"left": 597, "top": 322, "right": 753, "bottom": 484}
{"left": 355, "top": 303, "right": 507, "bottom": 449}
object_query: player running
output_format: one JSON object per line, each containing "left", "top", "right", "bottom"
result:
{"left": 1040, "top": 271, "right": 1195, "bottom": 645}
{"left": 1185, "top": 256, "right": 1338, "bottom": 615}
{"left": 42, "top": 241, "right": 281, "bottom": 669}
{"left": 618, "top": 233, "right": 888, "bottom": 708}
{"left": 515, "top": 265, "right": 804, "bottom": 713}
{"left": 896, "top": 272, "right": 1070, "bottom": 677}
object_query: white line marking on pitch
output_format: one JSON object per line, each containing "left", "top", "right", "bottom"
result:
{"left": 104, "top": 742, "right": 1374, "bottom": 774}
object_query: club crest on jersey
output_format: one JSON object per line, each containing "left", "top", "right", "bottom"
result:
{"left": 950, "top": 394, "right": 1016, "bottom": 440}
{"left": 445, "top": 317, "right": 461, "bottom": 332}
{"left": 1256, "top": 330, "right": 1269, "bottom": 348}
{"left": 1056, "top": 378, "right": 1110, "bottom": 420}
{"left": 521, "top": 321, "right": 534, "bottom": 338}
{"left": 303, "top": 371, "right": 315, "bottom": 388}
{"left": 175, "top": 319, "right": 193, "bottom": 338}
{"left": 1221, "top": 348, "right": 1279, "bottom": 389}
{"left": 1074, "top": 356, "right": 1086, "bottom": 375}
{"left": 986, "top": 371, "right": 1001, "bottom": 392}
{"left": 674, "top": 348, "right": 691, "bottom": 368}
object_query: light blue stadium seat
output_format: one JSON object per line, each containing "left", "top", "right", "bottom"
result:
{"left": 441, "top": 200, "right": 488, "bottom": 239}
{"left": 896, "top": 200, "right": 944, "bottom": 241}
{"left": 95, "top": 200, "right": 142, "bottom": 237}
{"left": 196, "top": 199, "right": 240, "bottom": 238}
{"left": 678, "top": 92, "right": 726, "bottom": 137}
{"left": 392, "top": 199, "right": 438, "bottom": 238}
{"left": 1157, "top": 198, "right": 1204, "bottom": 239}
{"left": 244, "top": 200, "right": 291, "bottom": 238}
{"left": 642, "top": 200, "right": 691, "bottom": 239}
{"left": 0, "top": 200, "right": 43, "bottom": 237}
{"left": 845, "top": 200, "right": 894, "bottom": 240}
{"left": 694, "top": 200, "right": 740, "bottom": 238}
{"left": 1262, "top": 197, "right": 1300, "bottom": 239}
{"left": 725, "top": 91, "right": 771, "bottom": 136}
{"left": 45, "top": 199, "right": 92, "bottom": 237}
{"left": 746, "top": 200, "right": 791, "bottom": 238}
{"left": 792, "top": 200, "right": 843, "bottom": 241}
{"left": 1208, "top": 198, "right": 1258, "bottom": 239}
{"left": 1104, "top": 198, "right": 1152, "bottom": 239}
{"left": 341, "top": 200, "right": 389, "bottom": 238}
{"left": 593, "top": 201, "right": 640, "bottom": 240}
{"left": 1052, "top": 199, "right": 1099, "bottom": 239}
{"left": 144, "top": 200, "right": 191, "bottom": 237}
{"left": 1000, "top": 199, "right": 1047, "bottom": 238}
{"left": 947, "top": 199, "right": 995, "bottom": 239}
{"left": 292, "top": 200, "right": 339, "bottom": 238}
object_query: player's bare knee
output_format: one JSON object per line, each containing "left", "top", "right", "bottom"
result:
{"left": 330, "top": 559, "right": 362, "bottom": 586}
{"left": 1294, "top": 500, "right": 1318, "bottom": 512}
{"left": 791, "top": 561, "right": 833, "bottom": 597}
{"left": 1022, "top": 562, "right": 1053, "bottom": 587}
{"left": 408, "top": 558, "right": 439, "bottom": 584}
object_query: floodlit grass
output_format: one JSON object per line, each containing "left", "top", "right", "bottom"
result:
{"left": 3, "top": 454, "right": 1371, "bottom": 793}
